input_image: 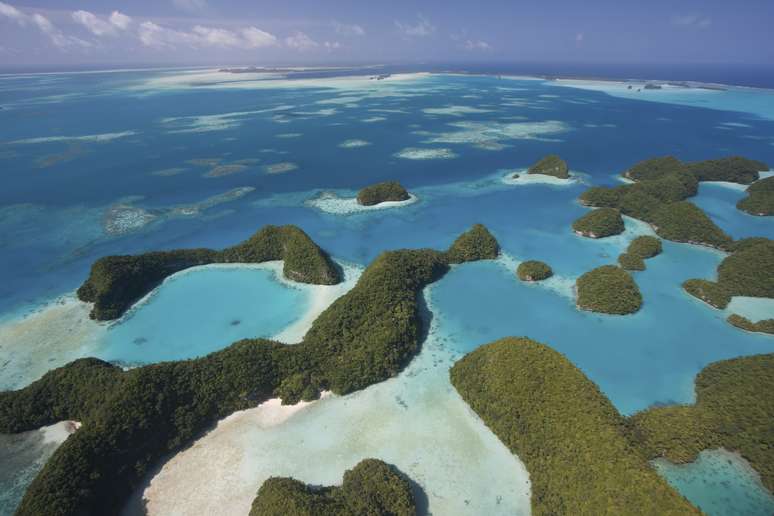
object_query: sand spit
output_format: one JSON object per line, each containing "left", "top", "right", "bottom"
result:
{"left": 306, "top": 192, "right": 419, "bottom": 215}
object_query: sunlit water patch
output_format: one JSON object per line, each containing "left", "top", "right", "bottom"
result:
{"left": 654, "top": 449, "right": 774, "bottom": 516}
{"left": 92, "top": 265, "right": 310, "bottom": 366}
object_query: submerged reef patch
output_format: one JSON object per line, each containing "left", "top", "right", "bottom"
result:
{"left": 394, "top": 147, "right": 457, "bottom": 160}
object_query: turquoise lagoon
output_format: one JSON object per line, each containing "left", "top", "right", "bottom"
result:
{"left": 1, "top": 68, "right": 773, "bottom": 515}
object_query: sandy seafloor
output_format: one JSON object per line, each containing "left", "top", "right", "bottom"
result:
{"left": 1, "top": 67, "right": 774, "bottom": 515}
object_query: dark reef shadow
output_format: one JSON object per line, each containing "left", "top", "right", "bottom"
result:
{"left": 390, "top": 462, "right": 430, "bottom": 516}
{"left": 417, "top": 290, "right": 434, "bottom": 346}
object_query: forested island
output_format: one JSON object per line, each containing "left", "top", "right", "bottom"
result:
{"left": 527, "top": 154, "right": 569, "bottom": 179}
{"left": 450, "top": 338, "right": 774, "bottom": 514}
{"left": 738, "top": 176, "right": 774, "bottom": 216}
{"left": 516, "top": 260, "right": 553, "bottom": 282}
{"left": 630, "top": 353, "right": 774, "bottom": 493}
{"left": 356, "top": 181, "right": 411, "bottom": 206}
{"left": 0, "top": 224, "right": 500, "bottom": 516}
{"left": 618, "top": 235, "right": 662, "bottom": 271}
{"left": 77, "top": 225, "right": 341, "bottom": 320}
{"left": 683, "top": 238, "right": 774, "bottom": 309}
{"left": 571, "top": 207, "right": 624, "bottom": 238}
{"left": 727, "top": 314, "right": 774, "bottom": 335}
{"left": 450, "top": 338, "right": 700, "bottom": 515}
{"left": 576, "top": 265, "right": 642, "bottom": 314}
{"left": 249, "top": 459, "right": 417, "bottom": 516}
{"left": 579, "top": 155, "right": 768, "bottom": 250}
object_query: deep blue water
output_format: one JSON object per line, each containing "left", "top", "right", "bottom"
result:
{"left": 0, "top": 68, "right": 773, "bottom": 515}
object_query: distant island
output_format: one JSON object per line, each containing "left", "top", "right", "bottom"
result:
{"left": 450, "top": 338, "right": 701, "bottom": 515}
{"left": 576, "top": 265, "right": 642, "bottom": 314}
{"left": 527, "top": 154, "right": 570, "bottom": 179}
{"left": 572, "top": 207, "right": 624, "bottom": 238}
{"left": 618, "top": 235, "right": 662, "bottom": 271}
{"left": 77, "top": 225, "right": 341, "bottom": 320}
{"left": 356, "top": 181, "right": 411, "bottom": 206}
{"left": 516, "top": 260, "right": 553, "bottom": 282}
{"left": 250, "top": 459, "right": 416, "bottom": 516}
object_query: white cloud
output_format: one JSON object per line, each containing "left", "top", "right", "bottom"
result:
{"left": 139, "top": 21, "right": 197, "bottom": 48}
{"left": 463, "top": 39, "right": 491, "bottom": 50}
{"left": 671, "top": 14, "right": 711, "bottom": 28}
{"left": 139, "top": 21, "right": 277, "bottom": 50}
{"left": 334, "top": 21, "right": 365, "bottom": 36}
{"left": 32, "top": 12, "right": 90, "bottom": 48}
{"left": 1, "top": 4, "right": 91, "bottom": 48}
{"left": 72, "top": 10, "right": 117, "bottom": 36}
{"left": 0, "top": 1, "right": 26, "bottom": 25}
{"left": 192, "top": 25, "right": 241, "bottom": 47}
{"left": 395, "top": 15, "right": 435, "bottom": 37}
{"left": 241, "top": 27, "right": 278, "bottom": 48}
{"left": 324, "top": 41, "right": 341, "bottom": 50}
{"left": 285, "top": 31, "right": 319, "bottom": 51}
{"left": 109, "top": 11, "right": 132, "bottom": 30}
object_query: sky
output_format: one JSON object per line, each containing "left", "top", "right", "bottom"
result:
{"left": 0, "top": 0, "right": 772, "bottom": 69}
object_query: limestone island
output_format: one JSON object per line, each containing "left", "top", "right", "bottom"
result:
{"left": 618, "top": 235, "right": 662, "bottom": 271}
{"left": 249, "top": 459, "right": 417, "bottom": 516}
{"left": 727, "top": 314, "right": 774, "bottom": 335}
{"left": 356, "top": 181, "right": 411, "bottom": 206}
{"left": 579, "top": 155, "right": 766, "bottom": 250}
{"left": 683, "top": 237, "right": 774, "bottom": 310}
{"left": 77, "top": 225, "right": 342, "bottom": 321}
{"left": 0, "top": 224, "right": 501, "bottom": 516}
{"left": 516, "top": 260, "right": 553, "bottom": 282}
{"left": 738, "top": 176, "right": 774, "bottom": 216}
{"left": 572, "top": 207, "right": 624, "bottom": 238}
{"left": 450, "top": 337, "right": 700, "bottom": 515}
{"left": 527, "top": 154, "right": 570, "bottom": 179}
{"left": 576, "top": 265, "right": 642, "bottom": 314}
{"left": 630, "top": 353, "right": 774, "bottom": 493}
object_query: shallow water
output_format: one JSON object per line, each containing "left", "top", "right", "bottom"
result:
{"left": 654, "top": 450, "right": 774, "bottom": 516}
{"left": 92, "top": 265, "right": 309, "bottom": 366}
{"left": 1, "top": 68, "right": 774, "bottom": 515}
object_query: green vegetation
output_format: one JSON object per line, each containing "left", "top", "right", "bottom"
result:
{"left": 77, "top": 225, "right": 341, "bottom": 320}
{"left": 527, "top": 154, "right": 569, "bottom": 179}
{"left": 738, "top": 176, "right": 774, "bottom": 216}
{"left": 623, "top": 155, "right": 767, "bottom": 184}
{"left": 630, "top": 353, "right": 774, "bottom": 493}
{"left": 623, "top": 156, "right": 686, "bottom": 181}
{"left": 579, "top": 156, "right": 770, "bottom": 249}
{"left": 651, "top": 202, "right": 733, "bottom": 250}
{"left": 685, "top": 156, "right": 767, "bottom": 184}
{"left": 1, "top": 225, "right": 497, "bottom": 516}
{"left": 445, "top": 223, "right": 499, "bottom": 264}
{"left": 617, "top": 253, "right": 645, "bottom": 271}
{"left": 516, "top": 260, "right": 553, "bottom": 282}
{"left": 618, "top": 235, "right": 663, "bottom": 271}
{"left": 450, "top": 338, "right": 699, "bottom": 516}
{"left": 576, "top": 265, "right": 642, "bottom": 314}
{"left": 628, "top": 235, "right": 663, "bottom": 258}
{"left": 356, "top": 181, "right": 411, "bottom": 206}
{"left": 571, "top": 208, "right": 625, "bottom": 238}
{"left": 727, "top": 314, "right": 774, "bottom": 335}
{"left": 682, "top": 279, "right": 731, "bottom": 309}
{"left": 683, "top": 239, "right": 774, "bottom": 310}
{"left": 249, "top": 459, "right": 416, "bottom": 516}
